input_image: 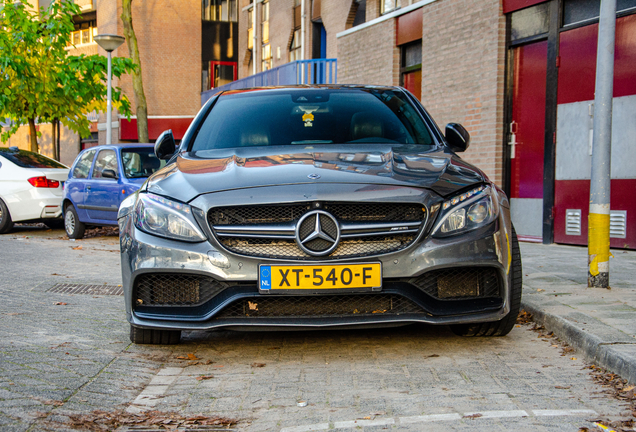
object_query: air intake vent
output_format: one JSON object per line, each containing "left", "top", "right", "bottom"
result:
{"left": 610, "top": 210, "right": 627, "bottom": 239}
{"left": 565, "top": 209, "right": 581, "bottom": 236}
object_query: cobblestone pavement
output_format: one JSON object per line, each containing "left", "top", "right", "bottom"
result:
{"left": 0, "top": 226, "right": 632, "bottom": 431}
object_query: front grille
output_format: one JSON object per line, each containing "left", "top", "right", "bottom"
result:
{"left": 410, "top": 267, "right": 500, "bottom": 300}
{"left": 209, "top": 203, "right": 425, "bottom": 225}
{"left": 208, "top": 202, "right": 426, "bottom": 260}
{"left": 134, "top": 274, "right": 226, "bottom": 307}
{"left": 215, "top": 294, "right": 425, "bottom": 318}
{"left": 220, "top": 234, "right": 417, "bottom": 259}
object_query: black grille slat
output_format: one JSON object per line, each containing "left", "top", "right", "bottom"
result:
{"left": 134, "top": 274, "right": 226, "bottom": 307}
{"left": 326, "top": 203, "right": 425, "bottom": 222}
{"left": 210, "top": 204, "right": 310, "bottom": 225}
{"left": 410, "top": 268, "right": 500, "bottom": 300}
{"left": 215, "top": 294, "right": 425, "bottom": 318}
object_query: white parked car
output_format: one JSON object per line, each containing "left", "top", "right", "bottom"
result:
{"left": 0, "top": 146, "right": 70, "bottom": 234}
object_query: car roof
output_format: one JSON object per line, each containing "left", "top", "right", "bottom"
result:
{"left": 82, "top": 143, "right": 155, "bottom": 152}
{"left": 217, "top": 84, "right": 403, "bottom": 98}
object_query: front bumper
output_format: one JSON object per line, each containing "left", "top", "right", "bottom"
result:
{"left": 120, "top": 205, "right": 513, "bottom": 331}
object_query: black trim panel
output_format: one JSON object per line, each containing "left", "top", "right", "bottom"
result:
{"left": 77, "top": 204, "right": 118, "bottom": 212}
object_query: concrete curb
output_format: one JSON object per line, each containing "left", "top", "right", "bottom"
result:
{"left": 521, "top": 297, "right": 636, "bottom": 385}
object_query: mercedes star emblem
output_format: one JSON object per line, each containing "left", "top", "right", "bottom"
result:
{"left": 307, "top": 173, "right": 321, "bottom": 180}
{"left": 295, "top": 210, "right": 340, "bottom": 256}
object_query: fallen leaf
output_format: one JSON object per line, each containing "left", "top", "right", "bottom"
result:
{"left": 362, "top": 416, "right": 371, "bottom": 420}
{"left": 426, "top": 354, "right": 440, "bottom": 358}
{"left": 196, "top": 375, "right": 214, "bottom": 381}
{"left": 622, "top": 385, "right": 635, "bottom": 392}
{"left": 248, "top": 301, "right": 258, "bottom": 311}
{"left": 370, "top": 411, "right": 386, "bottom": 416}
{"left": 537, "top": 288, "right": 545, "bottom": 292}
{"left": 555, "top": 385, "right": 571, "bottom": 389}
{"left": 187, "top": 353, "right": 199, "bottom": 360}
{"left": 251, "top": 362, "right": 266, "bottom": 368}
{"left": 72, "top": 246, "right": 83, "bottom": 250}
{"left": 463, "top": 413, "right": 483, "bottom": 419}
{"left": 54, "top": 302, "right": 67, "bottom": 306}
{"left": 570, "top": 357, "right": 577, "bottom": 360}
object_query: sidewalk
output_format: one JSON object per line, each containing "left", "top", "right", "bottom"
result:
{"left": 519, "top": 241, "right": 636, "bottom": 384}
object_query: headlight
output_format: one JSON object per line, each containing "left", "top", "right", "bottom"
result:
{"left": 134, "top": 193, "right": 206, "bottom": 242}
{"left": 433, "top": 186, "right": 497, "bottom": 236}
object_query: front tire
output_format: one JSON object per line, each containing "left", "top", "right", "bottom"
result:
{"left": 0, "top": 199, "right": 13, "bottom": 234}
{"left": 450, "top": 226, "right": 522, "bottom": 337}
{"left": 130, "top": 325, "right": 181, "bottom": 345}
{"left": 64, "top": 205, "right": 86, "bottom": 239}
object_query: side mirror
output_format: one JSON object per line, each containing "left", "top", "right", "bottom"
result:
{"left": 445, "top": 123, "right": 470, "bottom": 152}
{"left": 102, "top": 169, "right": 118, "bottom": 179}
{"left": 155, "top": 129, "right": 177, "bottom": 160}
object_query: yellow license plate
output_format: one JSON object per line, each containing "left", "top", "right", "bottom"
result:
{"left": 259, "top": 263, "right": 382, "bottom": 290}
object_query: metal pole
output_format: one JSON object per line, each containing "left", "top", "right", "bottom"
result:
{"left": 106, "top": 50, "right": 113, "bottom": 145}
{"left": 252, "top": 3, "right": 257, "bottom": 76}
{"left": 300, "top": 0, "right": 305, "bottom": 61}
{"left": 588, "top": 0, "right": 616, "bottom": 288}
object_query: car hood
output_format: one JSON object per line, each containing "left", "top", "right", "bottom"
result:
{"left": 145, "top": 145, "right": 486, "bottom": 203}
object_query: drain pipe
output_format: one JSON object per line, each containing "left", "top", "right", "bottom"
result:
{"left": 301, "top": 0, "right": 305, "bottom": 61}
{"left": 252, "top": 2, "right": 257, "bottom": 75}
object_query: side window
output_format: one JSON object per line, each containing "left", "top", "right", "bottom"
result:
{"left": 72, "top": 150, "right": 96, "bottom": 179}
{"left": 92, "top": 150, "right": 118, "bottom": 179}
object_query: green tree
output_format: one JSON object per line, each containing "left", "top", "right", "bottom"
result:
{"left": 121, "top": 0, "right": 149, "bottom": 143}
{"left": 0, "top": 0, "right": 135, "bottom": 153}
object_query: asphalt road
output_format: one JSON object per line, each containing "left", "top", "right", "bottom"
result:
{"left": 0, "top": 225, "right": 632, "bottom": 431}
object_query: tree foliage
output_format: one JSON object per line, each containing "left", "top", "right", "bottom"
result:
{"left": 0, "top": 0, "right": 136, "bottom": 152}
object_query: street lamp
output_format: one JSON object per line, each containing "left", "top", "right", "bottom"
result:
{"left": 94, "top": 34, "right": 126, "bottom": 145}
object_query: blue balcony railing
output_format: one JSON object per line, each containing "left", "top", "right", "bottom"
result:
{"left": 201, "top": 59, "right": 337, "bottom": 105}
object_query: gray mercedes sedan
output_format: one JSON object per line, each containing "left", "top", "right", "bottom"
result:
{"left": 118, "top": 85, "right": 521, "bottom": 344}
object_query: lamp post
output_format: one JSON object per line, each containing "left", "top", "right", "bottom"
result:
{"left": 94, "top": 34, "right": 126, "bottom": 145}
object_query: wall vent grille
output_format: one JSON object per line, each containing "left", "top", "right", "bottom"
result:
{"left": 610, "top": 210, "right": 627, "bottom": 239}
{"left": 565, "top": 209, "right": 582, "bottom": 236}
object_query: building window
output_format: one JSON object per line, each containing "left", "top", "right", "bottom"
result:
{"left": 262, "top": 43, "right": 272, "bottom": 70}
{"left": 563, "top": 0, "right": 636, "bottom": 27}
{"left": 202, "top": 0, "right": 238, "bottom": 22}
{"left": 400, "top": 40, "right": 422, "bottom": 100}
{"left": 247, "top": 8, "right": 254, "bottom": 50}
{"left": 380, "top": 0, "right": 396, "bottom": 15}
{"left": 262, "top": 1, "right": 270, "bottom": 44}
{"left": 68, "top": 20, "right": 97, "bottom": 47}
{"left": 289, "top": 29, "right": 301, "bottom": 62}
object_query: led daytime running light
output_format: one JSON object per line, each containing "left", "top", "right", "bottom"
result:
{"left": 442, "top": 185, "right": 485, "bottom": 210}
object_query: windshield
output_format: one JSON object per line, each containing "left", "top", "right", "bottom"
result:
{"left": 121, "top": 148, "right": 166, "bottom": 178}
{"left": 0, "top": 148, "right": 67, "bottom": 169}
{"left": 190, "top": 88, "right": 436, "bottom": 153}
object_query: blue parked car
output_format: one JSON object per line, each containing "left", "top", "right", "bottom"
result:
{"left": 63, "top": 144, "right": 165, "bottom": 239}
